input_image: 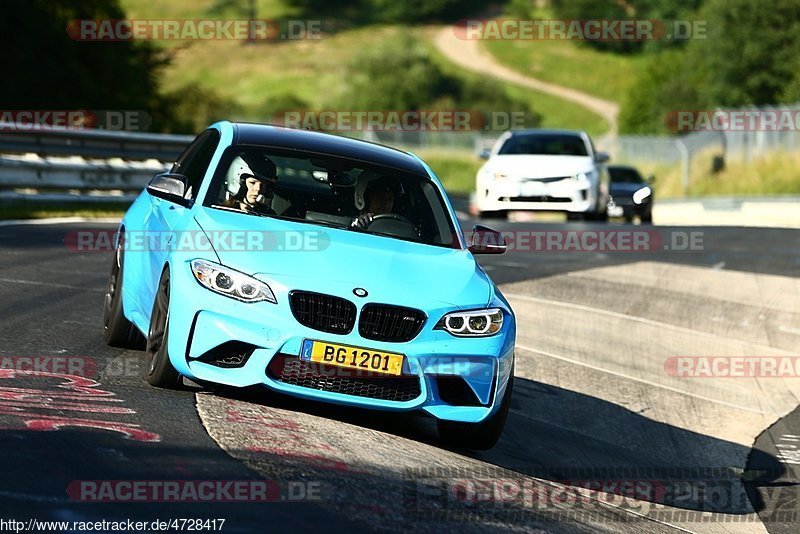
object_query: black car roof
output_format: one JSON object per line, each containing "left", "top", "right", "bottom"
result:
{"left": 507, "top": 129, "right": 587, "bottom": 137}
{"left": 607, "top": 164, "right": 640, "bottom": 171}
{"left": 232, "top": 123, "right": 428, "bottom": 176}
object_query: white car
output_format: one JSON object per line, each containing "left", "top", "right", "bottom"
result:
{"left": 475, "top": 129, "right": 611, "bottom": 221}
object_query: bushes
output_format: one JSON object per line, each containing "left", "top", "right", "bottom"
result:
{"left": 550, "top": 0, "right": 705, "bottom": 54}
{"left": 156, "top": 85, "right": 241, "bottom": 134}
{"left": 620, "top": 0, "right": 800, "bottom": 134}
{"left": 331, "top": 33, "right": 540, "bottom": 129}
{"left": 618, "top": 48, "right": 705, "bottom": 134}
{"left": 284, "top": 0, "right": 485, "bottom": 24}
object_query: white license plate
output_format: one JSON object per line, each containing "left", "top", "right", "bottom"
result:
{"left": 521, "top": 181, "right": 548, "bottom": 196}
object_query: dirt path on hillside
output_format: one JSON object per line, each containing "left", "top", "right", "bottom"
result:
{"left": 434, "top": 26, "right": 620, "bottom": 141}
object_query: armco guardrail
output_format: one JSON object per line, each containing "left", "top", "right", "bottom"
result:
{"left": 0, "top": 127, "right": 193, "bottom": 161}
{"left": 0, "top": 127, "right": 193, "bottom": 198}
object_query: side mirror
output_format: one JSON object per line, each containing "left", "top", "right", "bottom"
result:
{"left": 647, "top": 175, "right": 656, "bottom": 184}
{"left": 147, "top": 173, "right": 191, "bottom": 207}
{"left": 468, "top": 224, "right": 506, "bottom": 255}
{"left": 595, "top": 151, "right": 611, "bottom": 163}
{"left": 478, "top": 149, "right": 491, "bottom": 161}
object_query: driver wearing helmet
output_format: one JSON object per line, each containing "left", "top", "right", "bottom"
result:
{"left": 351, "top": 175, "right": 401, "bottom": 229}
{"left": 223, "top": 154, "right": 278, "bottom": 215}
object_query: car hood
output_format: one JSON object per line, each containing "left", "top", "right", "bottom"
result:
{"left": 193, "top": 207, "right": 491, "bottom": 309}
{"left": 485, "top": 155, "right": 595, "bottom": 179}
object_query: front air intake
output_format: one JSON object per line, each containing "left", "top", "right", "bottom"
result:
{"left": 289, "top": 291, "right": 357, "bottom": 334}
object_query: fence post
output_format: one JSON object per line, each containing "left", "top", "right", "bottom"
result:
{"left": 676, "top": 138, "right": 690, "bottom": 196}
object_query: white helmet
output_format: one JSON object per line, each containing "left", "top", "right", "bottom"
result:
{"left": 354, "top": 170, "right": 382, "bottom": 211}
{"left": 225, "top": 155, "right": 277, "bottom": 203}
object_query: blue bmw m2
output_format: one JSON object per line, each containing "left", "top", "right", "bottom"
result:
{"left": 103, "top": 122, "right": 515, "bottom": 449}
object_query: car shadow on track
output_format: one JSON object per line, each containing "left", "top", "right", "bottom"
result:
{"left": 482, "top": 377, "right": 784, "bottom": 515}
{"left": 210, "top": 375, "right": 784, "bottom": 518}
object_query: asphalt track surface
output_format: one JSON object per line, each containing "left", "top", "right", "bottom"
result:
{"left": 0, "top": 216, "right": 798, "bottom": 533}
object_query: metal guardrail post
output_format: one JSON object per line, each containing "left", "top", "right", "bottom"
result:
{"left": 676, "top": 138, "right": 690, "bottom": 195}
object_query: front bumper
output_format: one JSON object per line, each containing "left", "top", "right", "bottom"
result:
{"left": 166, "top": 262, "right": 516, "bottom": 424}
{"left": 608, "top": 198, "right": 652, "bottom": 217}
{"left": 476, "top": 176, "right": 597, "bottom": 213}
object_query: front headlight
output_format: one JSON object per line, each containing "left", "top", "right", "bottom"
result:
{"left": 633, "top": 186, "right": 652, "bottom": 204}
{"left": 190, "top": 259, "right": 276, "bottom": 303}
{"left": 573, "top": 170, "right": 596, "bottom": 182}
{"left": 435, "top": 308, "right": 503, "bottom": 337}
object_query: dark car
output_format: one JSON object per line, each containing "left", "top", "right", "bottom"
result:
{"left": 606, "top": 165, "right": 654, "bottom": 223}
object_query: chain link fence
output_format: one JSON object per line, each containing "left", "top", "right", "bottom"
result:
{"left": 357, "top": 103, "right": 800, "bottom": 194}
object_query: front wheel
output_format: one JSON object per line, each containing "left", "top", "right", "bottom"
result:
{"left": 438, "top": 372, "right": 514, "bottom": 450}
{"left": 103, "top": 233, "right": 145, "bottom": 349}
{"left": 585, "top": 210, "right": 609, "bottom": 223}
{"left": 144, "top": 268, "right": 182, "bottom": 388}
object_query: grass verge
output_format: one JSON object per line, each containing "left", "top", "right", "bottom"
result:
{"left": 414, "top": 149, "right": 482, "bottom": 196}
{"left": 631, "top": 150, "right": 800, "bottom": 199}
{"left": 478, "top": 4, "right": 644, "bottom": 106}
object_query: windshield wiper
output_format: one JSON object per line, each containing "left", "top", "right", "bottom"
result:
{"left": 293, "top": 218, "right": 351, "bottom": 230}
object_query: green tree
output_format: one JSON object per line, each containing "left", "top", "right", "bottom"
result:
{"left": 551, "top": 0, "right": 706, "bottom": 54}
{"left": 620, "top": 0, "right": 800, "bottom": 133}
{"left": 0, "top": 0, "right": 169, "bottom": 128}
{"left": 619, "top": 48, "right": 706, "bottom": 134}
{"left": 550, "top": 0, "right": 636, "bottom": 53}
{"left": 699, "top": 0, "right": 800, "bottom": 107}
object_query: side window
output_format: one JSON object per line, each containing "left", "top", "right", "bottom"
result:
{"left": 172, "top": 130, "right": 221, "bottom": 200}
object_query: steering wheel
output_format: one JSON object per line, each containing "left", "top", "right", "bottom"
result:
{"left": 366, "top": 213, "right": 419, "bottom": 238}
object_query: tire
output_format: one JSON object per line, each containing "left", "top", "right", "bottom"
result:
{"left": 640, "top": 212, "right": 653, "bottom": 224}
{"left": 566, "top": 212, "right": 584, "bottom": 222}
{"left": 478, "top": 210, "right": 508, "bottom": 221}
{"left": 437, "top": 372, "right": 514, "bottom": 450}
{"left": 144, "top": 268, "right": 182, "bottom": 388}
{"left": 103, "top": 232, "right": 146, "bottom": 349}
{"left": 586, "top": 210, "right": 609, "bottom": 223}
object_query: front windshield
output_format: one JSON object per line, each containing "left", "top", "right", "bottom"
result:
{"left": 609, "top": 167, "right": 644, "bottom": 184}
{"left": 498, "top": 133, "right": 589, "bottom": 156}
{"left": 204, "top": 145, "right": 457, "bottom": 248}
